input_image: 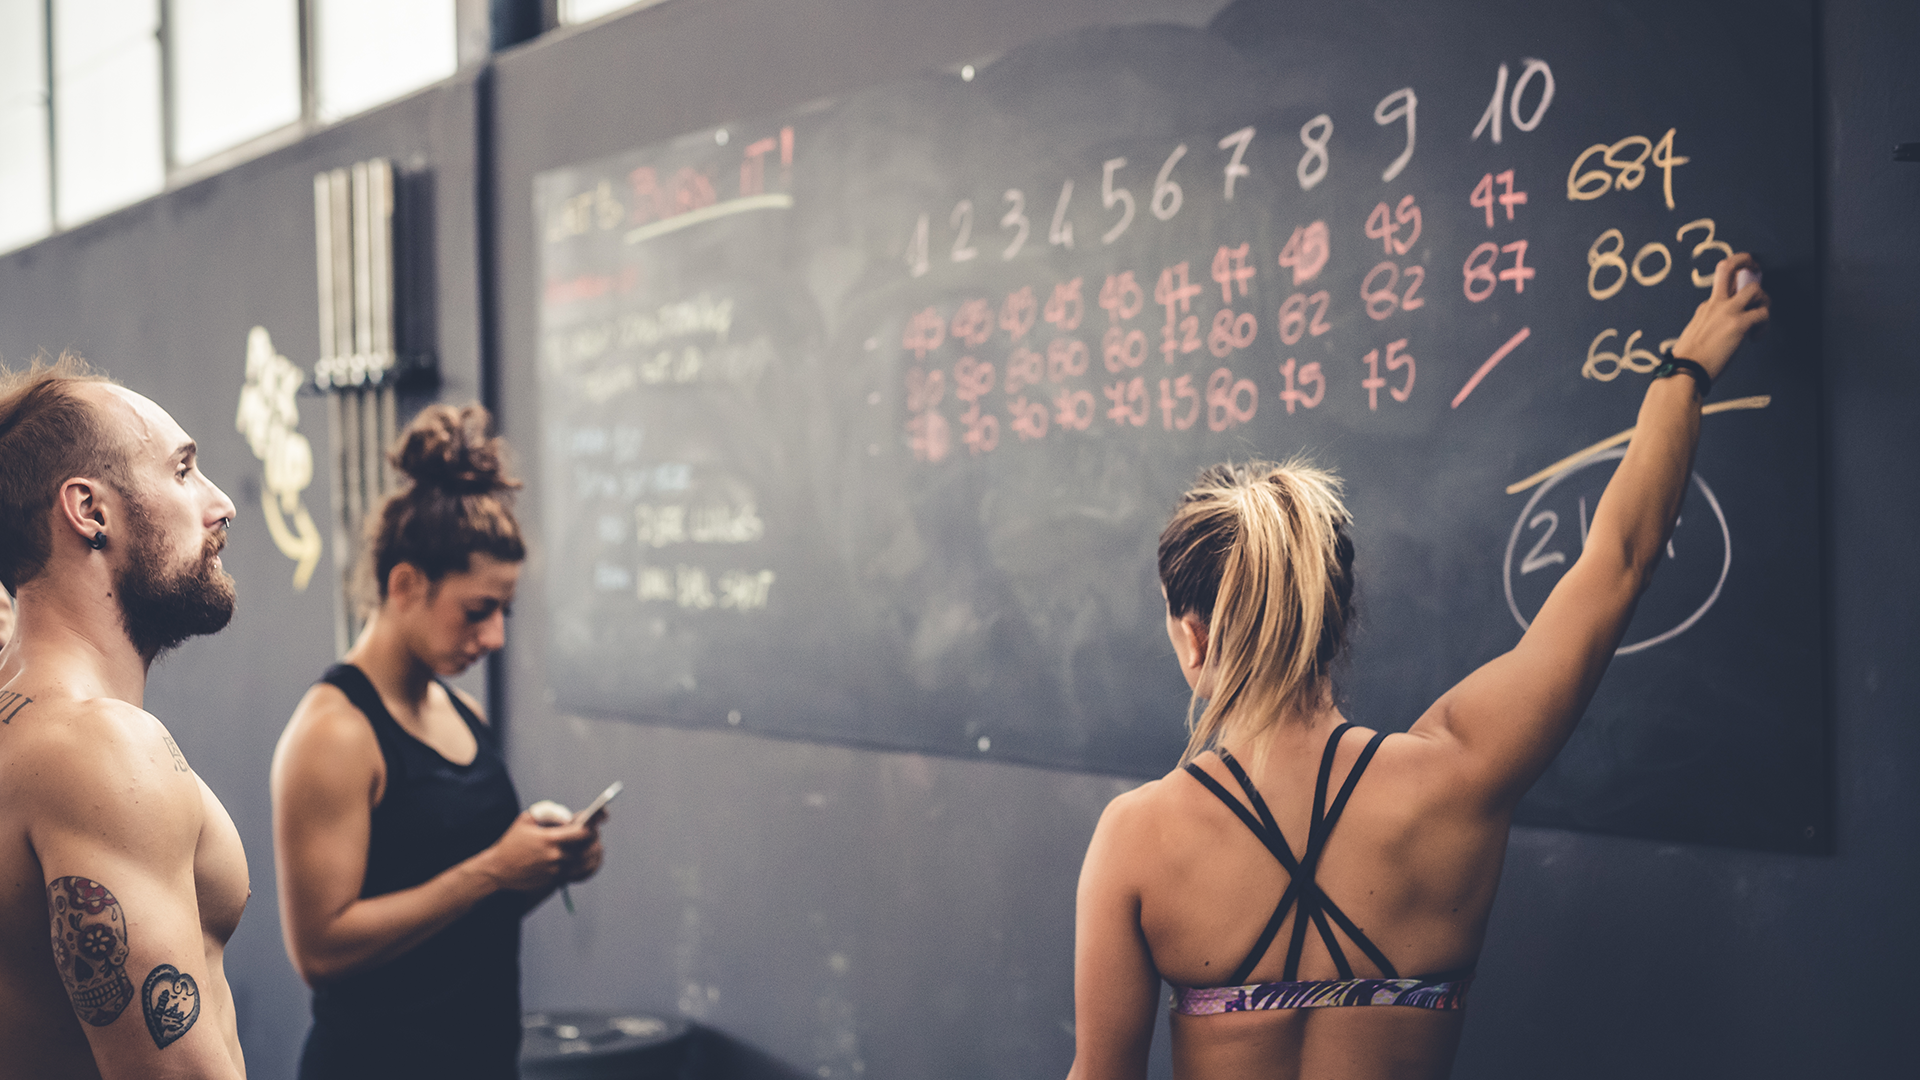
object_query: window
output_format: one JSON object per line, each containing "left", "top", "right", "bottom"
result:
{"left": 314, "top": 0, "right": 458, "bottom": 123}
{"left": 1, "top": 0, "right": 475, "bottom": 245}
{"left": 169, "top": 0, "right": 302, "bottom": 166}
{"left": 52, "top": 0, "right": 165, "bottom": 227}
{"left": 0, "top": 0, "right": 51, "bottom": 252}
{"left": 561, "top": 0, "right": 672, "bottom": 26}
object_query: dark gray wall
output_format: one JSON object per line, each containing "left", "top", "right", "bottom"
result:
{"left": 0, "top": 74, "right": 487, "bottom": 1080}
{"left": 0, "top": 1, "right": 1911, "bottom": 1077}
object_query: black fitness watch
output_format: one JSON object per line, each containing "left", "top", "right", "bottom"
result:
{"left": 1653, "top": 355, "right": 1712, "bottom": 400}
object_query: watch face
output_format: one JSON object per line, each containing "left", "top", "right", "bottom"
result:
{"left": 1504, "top": 446, "right": 1730, "bottom": 655}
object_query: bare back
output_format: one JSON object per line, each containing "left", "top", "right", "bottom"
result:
{"left": 0, "top": 688, "right": 249, "bottom": 1079}
{"left": 1076, "top": 719, "right": 1509, "bottom": 1080}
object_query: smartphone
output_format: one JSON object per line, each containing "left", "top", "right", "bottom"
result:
{"left": 573, "top": 781, "right": 623, "bottom": 824}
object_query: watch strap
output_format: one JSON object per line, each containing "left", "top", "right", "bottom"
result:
{"left": 1654, "top": 355, "right": 1712, "bottom": 399}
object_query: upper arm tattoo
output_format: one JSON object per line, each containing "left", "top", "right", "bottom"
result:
{"left": 142, "top": 964, "right": 201, "bottom": 1049}
{"left": 46, "top": 876, "right": 202, "bottom": 1049}
{"left": 47, "top": 877, "right": 134, "bottom": 1026}
{"left": 162, "top": 736, "right": 190, "bottom": 773}
{"left": 0, "top": 690, "right": 30, "bottom": 724}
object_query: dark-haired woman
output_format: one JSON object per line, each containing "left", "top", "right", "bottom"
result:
{"left": 1068, "top": 255, "right": 1769, "bottom": 1080}
{"left": 272, "top": 403, "right": 603, "bottom": 1080}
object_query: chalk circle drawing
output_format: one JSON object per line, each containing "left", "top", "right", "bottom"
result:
{"left": 236, "top": 326, "right": 324, "bottom": 590}
{"left": 1503, "top": 446, "right": 1730, "bottom": 655}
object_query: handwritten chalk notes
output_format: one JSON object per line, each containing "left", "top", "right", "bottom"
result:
{"left": 1504, "top": 448, "right": 1732, "bottom": 654}
{"left": 533, "top": 4, "right": 1823, "bottom": 851}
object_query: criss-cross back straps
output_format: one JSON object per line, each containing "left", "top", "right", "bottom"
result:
{"left": 1182, "top": 723, "right": 1396, "bottom": 985}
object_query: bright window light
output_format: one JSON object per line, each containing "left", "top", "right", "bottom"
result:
{"left": 52, "top": 0, "right": 165, "bottom": 227}
{"left": 315, "top": 0, "right": 458, "bottom": 123}
{"left": 0, "top": 0, "right": 52, "bottom": 251}
{"left": 562, "top": 0, "right": 672, "bottom": 25}
{"left": 170, "top": 0, "right": 301, "bottom": 165}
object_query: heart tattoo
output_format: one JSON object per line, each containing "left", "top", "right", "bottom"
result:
{"left": 46, "top": 877, "right": 133, "bottom": 1026}
{"left": 142, "top": 964, "right": 200, "bottom": 1049}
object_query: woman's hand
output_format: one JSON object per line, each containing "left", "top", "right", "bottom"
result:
{"left": 480, "top": 812, "right": 596, "bottom": 892}
{"left": 558, "top": 812, "right": 607, "bottom": 884}
{"left": 1670, "top": 252, "right": 1771, "bottom": 379}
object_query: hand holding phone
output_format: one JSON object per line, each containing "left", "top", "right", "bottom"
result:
{"left": 573, "top": 781, "right": 623, "bottom": 825}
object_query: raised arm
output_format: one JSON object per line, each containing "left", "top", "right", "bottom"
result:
{"left": 1413, "top": 253, "right": 1770, "bottom": 810}
{"left": 27, "top": 707, "right": 243, "bottom": 1080}
{"left": 269, "top": 684, "right": 592, "bottom": 985}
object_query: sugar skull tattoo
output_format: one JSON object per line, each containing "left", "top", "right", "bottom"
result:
{"left": 47, "top": 876, "right": 134, "bottom": 1026}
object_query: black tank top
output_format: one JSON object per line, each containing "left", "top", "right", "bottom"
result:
{"left": 299, "top": 664, "right": 525, "bottom": 1080}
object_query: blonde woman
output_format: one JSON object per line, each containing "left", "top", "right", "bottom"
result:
{"left": 1068, "top": 254, "right": 1769, "bottom": 1080}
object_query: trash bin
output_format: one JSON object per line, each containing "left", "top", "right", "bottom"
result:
{"left": 521, "top": 1011, "right": 692, "bottom": 1079}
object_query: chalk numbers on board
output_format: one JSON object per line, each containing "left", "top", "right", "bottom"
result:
{"left": 1361, "top": 339, "right": 1415, "bottom": 410}
{"left": 1363, "top": 195, "right": 1427, "bottom": 320}
{"left": 1374, "top": 88, "right": 1417, "bottom": 183}
{"left": 886, "top": 68, "right": 1588, "bottom": 450}
{"left": 1586, "top": 218, "right": 1733, "bottom": 300}
{"left": 1676, "top": 219, "right": 1734, "bottom": 287}
{"left": 1463, "top": 240, "right": 1534, "bottom": 302}
{"left": 1582, "top": 328, "right": 1679, "bottom": 382}
{"left": 1568, "top": 129, "right": 1688, "bottom": 210}
{"left": 1297, "top": 114, "right": 1333, "bottom": 191}
{"left": 1044, "top": 277, "right": 1084, "bottom": 331}
{"left": 1049, "top": 181, "right": 1075, "bottom": 249}
{"left": 1155, "top": 262, "right": 1204, "bottom": 364}
{"left": 1472, "top": 59, "right": 1555, "bottom": 144}
{"left": 1208, "top": 244, "right": 1259, "bottom": 357}
{"left": 1000, "top": 190, "right": 1029, "bottom": 259}
{"left": 1470, "top": 170, "right": 1528, "bottom": 228}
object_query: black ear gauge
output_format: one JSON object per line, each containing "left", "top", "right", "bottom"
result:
{"left": 88, "top": 532, "right": 107, "bottom": 551}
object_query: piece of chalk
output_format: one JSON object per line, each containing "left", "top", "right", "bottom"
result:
{"left": 1735, "top": 268, "right": 1760, "bottom": 292}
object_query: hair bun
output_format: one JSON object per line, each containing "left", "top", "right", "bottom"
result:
{"left": 391, "top": 403, "right": 521, "bottom": 496}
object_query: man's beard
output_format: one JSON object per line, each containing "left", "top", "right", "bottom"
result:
{"left": 116, "top": 493, "right": 236, "bottom": 659}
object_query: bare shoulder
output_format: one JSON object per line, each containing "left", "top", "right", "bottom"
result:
{"left": 273, "top": 681, "right": 381, "bottom": 782}
{"left": 1088, "top": 771, "right": 1208, "bottom": 866}
{"left": 6, "top": 697, "right": 202, "bottom": 846}
{"left": 1327, "top": 721, "right": 1495, "bottom": 832}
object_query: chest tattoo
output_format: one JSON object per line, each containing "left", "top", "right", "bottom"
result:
{"left": 0, "top": 690, "right": 30, "bottom": 724}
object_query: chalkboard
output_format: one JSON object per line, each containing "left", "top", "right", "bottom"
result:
{"left": 531, "top": 0, "right": 1824, "bottom": 852}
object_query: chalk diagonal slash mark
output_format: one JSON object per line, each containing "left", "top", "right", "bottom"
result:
{"left": 1452, "top": 326, "right": 1531, "bottom": 409}
{"left": 1504, "top": 395, "right": 1773, "bottom": 495}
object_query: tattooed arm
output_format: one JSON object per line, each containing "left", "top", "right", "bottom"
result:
{"left": 271, "top": 683, "right": 592, "bottom": 984}
{"left": 23, "top": 700, "right": 244, "bottom": 1079}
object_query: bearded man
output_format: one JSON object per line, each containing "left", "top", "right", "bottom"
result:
{"left": 0, "top": 356, "right": 250, "bottom": 1079}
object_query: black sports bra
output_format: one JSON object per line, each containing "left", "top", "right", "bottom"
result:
{"left": 1168, "top": 724, "right": 1475, "bottom": 1014}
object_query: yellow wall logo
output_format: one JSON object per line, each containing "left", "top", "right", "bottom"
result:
{"left": 236, "top": 327, "right": 323, "bottom": 590}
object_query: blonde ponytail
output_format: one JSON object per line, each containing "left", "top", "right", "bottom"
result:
{"left": 1156, "top": 459, "right": 1355, "bottom": 764}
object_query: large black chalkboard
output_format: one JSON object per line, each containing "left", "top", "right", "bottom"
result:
{"left": 531, "top": 0, "right": 1823, "bottom": 852}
